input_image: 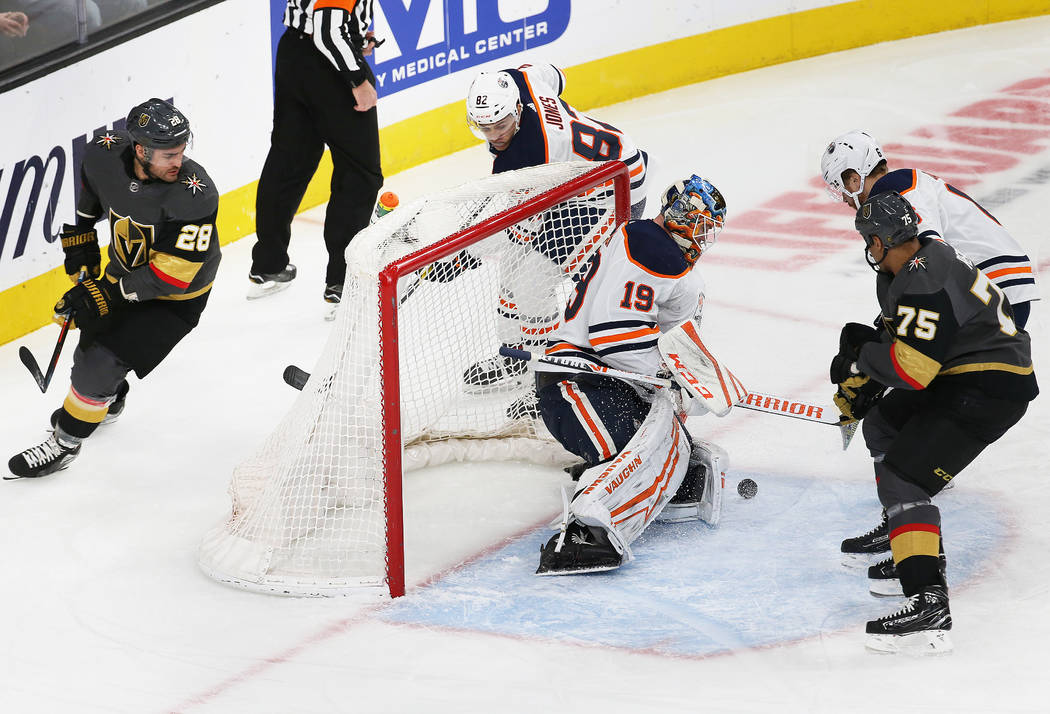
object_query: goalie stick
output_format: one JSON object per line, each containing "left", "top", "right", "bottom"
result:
{"left": 501, "top": 343, "right": 858, "bottom": 450}
{"left": 657, "top": 319, "right": 857, "bottom": 450}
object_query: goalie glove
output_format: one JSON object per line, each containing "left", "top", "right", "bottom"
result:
{"left": 833, "top": 374, "right": 886, "bottom": 423}
{"left": 419, "top": 250, "right": 482, "bottom": 283}
{"left": 59, "top": 223, "right": 101, "bottom": 282}
{"left": 54, "top": 278, "right": 126, "bottom": 335}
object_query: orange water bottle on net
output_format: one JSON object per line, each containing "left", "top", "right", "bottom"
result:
{"left": 372, "top": 191, "right": 399, "bottom": 223}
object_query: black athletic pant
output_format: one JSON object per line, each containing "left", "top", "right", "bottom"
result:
{"left": 252, "top": 28, "right": 383, "bottom": 288}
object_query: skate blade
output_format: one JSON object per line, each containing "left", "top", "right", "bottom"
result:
{"left": 4, "top": 460, "right": 74, "bottom": 480}
{"left": 842, "top": 551, "right": 889, "bottom": 569}
{"left": 869, "top": 580, "right": 904, "bottom": 598}
{"left": 323, "top": 303, "right": 338, "bottom": 322}
{"left": 246, "top": 280, "right": 293, "bottom": 300}
{"left": 865, "top": 630, "right": 953, "bottom": 655}
{"left": 657, "top": 502, "right": 701, "bottom": 523}
{"left": 535, "top": 562, "right": 621, "bottom": 576}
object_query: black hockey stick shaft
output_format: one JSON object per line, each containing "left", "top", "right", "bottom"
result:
{"left": 19, "top": 312, "right": 74, "bottom": 393}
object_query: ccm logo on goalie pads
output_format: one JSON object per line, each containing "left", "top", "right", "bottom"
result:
{"left": 664, "top": 352, "right": 713, "bottom": 398}
{"left": 657, "top": 320, "right": 746, "bottom": 417}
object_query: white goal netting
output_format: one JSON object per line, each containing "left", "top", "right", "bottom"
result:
{"left": 198, "top": 161, "right": 629, "bottom": 596}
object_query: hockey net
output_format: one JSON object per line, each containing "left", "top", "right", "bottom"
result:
{"left": 198, "top": 161, "right": 631, "bottom": 597}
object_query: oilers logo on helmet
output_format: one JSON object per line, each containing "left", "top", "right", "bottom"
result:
{"left": 466, "top": 71, "right": 522, "bottom": 141}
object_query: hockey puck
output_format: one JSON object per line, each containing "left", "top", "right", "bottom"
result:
{"left": 737, "top": 478, "right": 758, "bottom": 499}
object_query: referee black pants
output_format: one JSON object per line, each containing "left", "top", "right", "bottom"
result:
{"left": 252, "top": 28, "right": 383, "bottom": 287}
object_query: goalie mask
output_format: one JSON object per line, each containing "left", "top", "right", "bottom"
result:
{"left": 821, "top": 130, "right": 884, "bottom": 207}
{"left": 466, "top": 71, "right": 521, "bottom": 142}
{"left": 855, "top": 191, "right": 918, "bottom": 271}
{"left": 126, "top": 98, "right": 192, "bottom": 149}
{"left": 660, "top": 175, "right": 726, "bottom": 264}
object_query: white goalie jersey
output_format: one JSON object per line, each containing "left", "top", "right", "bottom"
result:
{"left": 871, "top": 168, "right": 1038, "bottom": 306}
{"left": 545, "top": 218, "right": 705, "bottom": 377}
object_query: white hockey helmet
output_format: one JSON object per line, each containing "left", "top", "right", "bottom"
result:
{"left": 820, "top": 130, "right": 885, "bottom": 206}
{"left": 466, "top": 71, "right": 521, "bottom": 141}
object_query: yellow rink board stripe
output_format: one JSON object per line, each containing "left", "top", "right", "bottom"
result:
{"left": 4, "top": 0, "right": 1048, "bottom": 344}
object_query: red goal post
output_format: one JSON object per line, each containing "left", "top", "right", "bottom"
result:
{"left": 200, "top": 161, "right": 632, "bottom": 598}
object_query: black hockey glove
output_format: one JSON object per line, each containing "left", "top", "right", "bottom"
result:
{"left": 829, "top": 322, "right": 881, "bottom": 384}
{"left": 833, "top": 375, "right": 886, "bottom": 424}
{"left": 419, "top": 250, "right": 482, "bottom": 283}
{"left": 54, "top": 278, "right": 125, "bottom": 334}
{"left": 59, "top": 224, "right": 101, "bottom": 281}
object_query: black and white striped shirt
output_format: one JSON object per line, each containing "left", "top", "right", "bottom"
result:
{"left": 284, "top": 0, "right": 374, "bottom": 81}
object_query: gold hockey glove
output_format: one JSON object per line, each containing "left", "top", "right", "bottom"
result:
{"left": 833, "top": 374, "right": 886, "bottom": 423}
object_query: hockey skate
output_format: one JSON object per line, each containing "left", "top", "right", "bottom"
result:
{"left": 865, "top": 585, "right": 953, "bottom": 654}
{"left": 868, "top": 554, "right": 948, "bottom": 598}
{"left": 658, "top": 439, "right": 725, "bottom": 526}
{"left": 841, "top": 510, "right": 890, "bottom": 568}
{"left": 323, "top": 283, "right": 342, "bottom": 322}
{"left": 7, "top": 433, "right": 81, "bottom": 480}
{"left": 247, "top": 263, "right": 297, "bottom": 300}
{"left": 462, "top": 350, "right": 528, "bottom": 393}
{"left": 536, "top": 520, "right": 622, "bottom": 576}
{"left": 658, "top": 461, "right": 705, "bottom": 523}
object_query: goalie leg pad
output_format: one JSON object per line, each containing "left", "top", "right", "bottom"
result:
{"left": 568, "top": 393, "right": 690, "bottom": 556}
{"left": 536, "top": 374, "right": 650, "bottom": 465}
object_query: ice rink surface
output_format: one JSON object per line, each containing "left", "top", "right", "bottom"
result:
{"left": 3, "top": 16, "right": 1050, "bottom": 713}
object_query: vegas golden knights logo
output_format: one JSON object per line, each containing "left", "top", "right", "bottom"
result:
{"left": 109, "top": 210, "right": 154, "bottom": 270}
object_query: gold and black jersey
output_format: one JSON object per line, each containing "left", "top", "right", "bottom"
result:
{"left": 858, "top": 237, "right": 1037, "bottom": 402}
{"left": 76, "top": 130, "right": 221, "bottom": 303}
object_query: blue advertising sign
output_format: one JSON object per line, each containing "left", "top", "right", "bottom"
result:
{"left": 373, "top": 1, "right": 571, "bottom": 96}
{"left": 266, "top": 1, "right": 571, "bottom": 97}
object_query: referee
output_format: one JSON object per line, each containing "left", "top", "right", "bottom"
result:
{"left": 249, "top": 0, "right": 383, "bottom": 313}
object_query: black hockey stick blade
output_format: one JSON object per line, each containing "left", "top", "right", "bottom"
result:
{"left": 18, "top": 346, "right": 47, "bottom": 392}
{"left": 283, "top": 364, "right": 310, "bottom": 391}
{"left": 18, "top": 311, "right": 73, "bottom": 394}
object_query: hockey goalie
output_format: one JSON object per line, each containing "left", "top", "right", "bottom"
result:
{"left": 530, "top": 174, "right": 731, "bottom": 575}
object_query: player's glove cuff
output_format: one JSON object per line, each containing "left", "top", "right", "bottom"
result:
{"left": 54, "top": 277, "right": 126, "bottom": 333}
{"left": 832, "top": 375, "right": 886, "bottom": 422}
{"left": 60, "top": 224, "right": 101, "bottom": 281}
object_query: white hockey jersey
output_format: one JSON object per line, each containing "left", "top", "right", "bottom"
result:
{"left": 546, "top": 219, "right": 705, "bottom": 377}
{"left": 871, "top": 169, "right": 1038, "bottom": 306}
{"left": 492, "top": 63, "right": 649, "bottom": 207}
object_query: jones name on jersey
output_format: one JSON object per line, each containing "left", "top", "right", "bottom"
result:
{"left": 490, "top": 63, "right": 648, "bottom": 206}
